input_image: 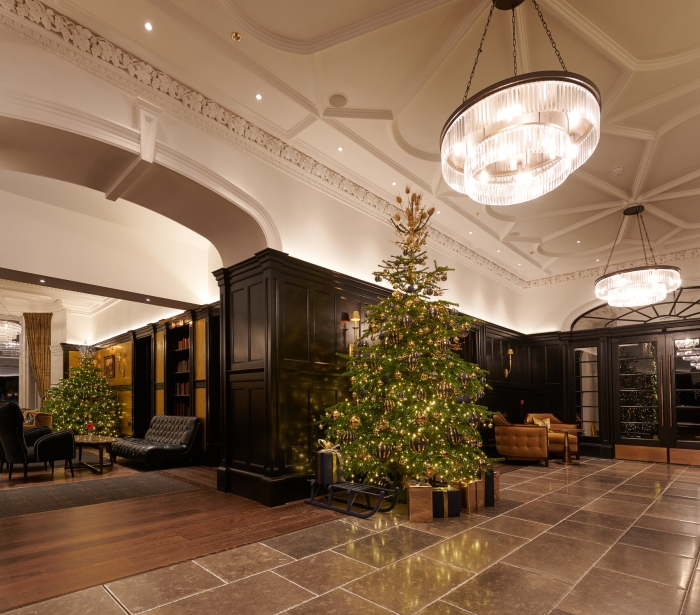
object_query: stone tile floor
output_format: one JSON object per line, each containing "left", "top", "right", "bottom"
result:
{"left": 8, "top": 458, "right": 700, "bottom": 615}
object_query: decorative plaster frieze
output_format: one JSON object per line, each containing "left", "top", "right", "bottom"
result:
{"left": 0, "top": 0, "right": 697, "bottom": 294}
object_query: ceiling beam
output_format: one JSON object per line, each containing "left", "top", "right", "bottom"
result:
{"left": 631, "top": 140, "right": 657, "bottom": 201}
{"left": 605, "top": 78, "right": 700, "bottom": 125}
{"left": 576, "top": 171, "right": 630, "bottom": 201}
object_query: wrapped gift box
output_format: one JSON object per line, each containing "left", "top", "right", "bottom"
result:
{"left": 407, "top": 484, "right": 433, "bottom": 523}
{"left": 432, "top": 487, "right": 461, "bottom": 518}
{"left": 452, "top": 479, "right": 485, "bottom": 513}
{"left": 494, "top": 471, "right": 500, "bottom": 501}
{"left": 316, "top": 447, "right": 344, "bottom": 486}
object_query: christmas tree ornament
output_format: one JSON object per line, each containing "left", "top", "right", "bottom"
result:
{"left": 415, "top": 411, "right": 429, "bottom": 426}
{"left": 441, "top": 274, "right": 447, "bottom": 282}
{"left": 349, "top": 415, "right": 361, "bottom": 429}
{"left": 428, "top": 306, "right": 438, "bottom": 318}
{"left": 375, "top": 275, "right": 382, "bottom": 282}
{"left": 439, "top": 338, "right": 451, "bottom": 351}
{"left": 400, "top": 314, "right": 413, "bottom": 328}
{"left": 331, "top": 410, "right": 342, "bottom": 421}
{"left": 377, "top": 443, "right": 392, "bottom": 461}
{"left": 430, "top": 371, "right": 439, "bottom": 380}
{"left": 445, "top": 426, "right": 462, "bottom": 445}
{"left": 437, "top": 380, "right": 450, "bottom": 399}
{"left": 397, "top": 391, "right": 407, "bottom": 400}
{"left": 383, "top": 398, "right": 395, "bottom": 413}
{"left": 377, "top": 417, "right": 390, "bottom": 431}
{"left": 416, "top": 388, "right": 426, "bottom": 401}
{"left": 339, "top": 430, "right": 356, "bottom": 445}
{"left": 410, "top": 436, "right": 429, "bottom": 453}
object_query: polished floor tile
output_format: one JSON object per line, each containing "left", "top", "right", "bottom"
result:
{"left": 521, "top": 479, "right": 569, "bottom": 494}
{"left": 335, "top": 526, "right": 441, "bottom": 568}
{"left": 474, "top": 498, "right": 523, "bottom": 517}
{"left": 559, "top": 567, "right": 685, "bottom": 615}
{"left": 343, "top": 512, "right": 406, "bottom": 532}
{"left": 619, "top": 526, "right": 700, "bottom": 558}
{"left": 276, "top": 550, "right": 375, "bottom": 594}
{"left": 106, "top": 561, "right": 223, "bottom": 613}
{"left": 404, "top": 514, "right": 489, "bottom": 538}
{"left": 145, "top": 571, "right": 313, "bottom": 615}
{"left": 419, "top": 600, "right": 474, "bottom": 615}
{"left": 659, "top": 493, "right": 700, "bottom": 508}
{"left": 284, "top": 589, "right": 394, "bottom": 615}
{"left": 682, "top": 572, "right": 700, "bottom": 615}
{"left": 546, "top": 519, "right": 625, "bottom": 546}
{"left": 498, "top": 488, "right": 542, "bottom": 502}
{"left": 666, "top": 487, "right": 700, "bottom": 500}
{"left": 6, "top": 587, "right": 124, "bottom": 615}
{"left": 195, "top": 543, "right": 294, "bottom": 583}
{"left": 647, "top": 501, "right": 700, "bottom": 524}
{"left": 607, "top": 483, "right": 664, "bottom": 498}
{"left": 597, "top": 543, "right": 695, "bottom": 589}
{"left": 504, "top": 501, "right": 579, "bottom": 525}
{"left": 601, "top": 490, "right": 657, "bottom": 505}
{"left": 263, "top": 519, "right": 372, "bottom": 559}
{"left": 503, "top": 533, "right": 608, "bottom": 584}
{"left": 539, "top": 491, "right": 601, "bottom": 507}
{"left": 443, "top": 562, "right": 571, "bottom": 615}
{"left": 478, "top": 515, "right": 550, "bottom": 539}
{"left": 420, "top": 528, "right": 527, "bottom": 573}
{"left": 347, "top": 555, "right": 472, "bottom": 615}
{"left": 583, "top": 497, "right": 649, "bottom": 518}
{"left": 634, "top": 514, "right": 700, "bottom": 537}
{"left": 567, "top": 509, "right": 634, "bottom": 530}
{"left": 556, "top": 484, "right": 609, "bottom": 497}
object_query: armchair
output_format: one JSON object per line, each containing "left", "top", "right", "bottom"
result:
{"left": 0, "top": 403, "right": 75, "bottom": 482}
{"left": 493, "top": 414, "right": 549, "bottom": 466}
{"left": 525, "top": 413, "right": 580, "bottom": 460}
{"left": 22, "top": 410, "right": 53, "bottom": 430}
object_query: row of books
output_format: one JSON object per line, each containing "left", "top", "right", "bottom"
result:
{"left": 173, "top": 403, "right": 189, "bottom": 416}
{"left": 175, "top": 382, "right": 190, "bottom": 396}
{"left": 177, "top": 338, "right": 191, "bottom": 350}
{"left": 176, "top": 359, "right": 190, "bottom": 373}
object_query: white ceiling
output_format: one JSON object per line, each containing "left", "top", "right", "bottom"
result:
{"left": 56, "top": 0, "right": 700, "bottom": 281}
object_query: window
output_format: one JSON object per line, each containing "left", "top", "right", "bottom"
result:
{"left": 575, "top": 347, "right": 599, "bottom": 438}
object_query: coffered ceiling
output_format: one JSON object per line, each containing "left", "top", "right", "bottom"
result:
{"left": 54, "top": 0, "right": 700, "bottom": 281}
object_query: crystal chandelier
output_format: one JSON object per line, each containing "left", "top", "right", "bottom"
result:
{"left": 440, "top": 0, "right": 600, "bottom": 206}
{"left": 0, "top": 320, "right": 20, "bottom": 345}
{"left": 595, "top": 205, "right": 681, "bottom": 308}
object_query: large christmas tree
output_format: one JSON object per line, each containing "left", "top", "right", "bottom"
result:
{"left": 42, "top": 345, "right": 122, "bottom": 436}
{"left": 320, "top": 187, "right": 493, "bottom": 486}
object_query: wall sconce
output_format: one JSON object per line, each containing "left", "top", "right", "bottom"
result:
{"left": 504, "top": 348, "right": 514, "bottom": 378}
{"left": 351, "top": 311, "right": 361, "bottom": 342}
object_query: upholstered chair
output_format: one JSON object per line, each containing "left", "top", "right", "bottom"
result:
{"left": 525, "top": 413, "right": 580, "bottom": 460}
{"left": 0, "top": 403, "right": 75, "bottom": 482}
{"left": 22, "top": 410, "right": 53, "bottom": 430}
{"left": 493, "top": 413, "right": 549, "bottom": 466}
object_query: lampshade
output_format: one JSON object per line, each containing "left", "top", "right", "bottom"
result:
{"left": 594, "top": 266, "right": 681, "bottom": 308}
{"left": 350, "top": 311, "right": 361, "bottom": 322}
{"left": 441, "top": 72, "right": 601, "bottom": 206}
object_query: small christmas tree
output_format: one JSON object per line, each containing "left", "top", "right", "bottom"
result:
{"left": 42, "top": 344, "right": 122, "bottom": 436}
{"left": 320, "top": 187, "right": 493, "bottom": 486}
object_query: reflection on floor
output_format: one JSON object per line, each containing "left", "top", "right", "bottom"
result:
{"left": 6, "top": 458, "right": 700, "bottom": 615}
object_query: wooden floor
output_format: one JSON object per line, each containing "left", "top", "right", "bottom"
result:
{"left": 0, "top": 473, "right": 337, "bottom": 612}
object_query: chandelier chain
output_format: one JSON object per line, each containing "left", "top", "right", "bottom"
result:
{"left": 531, "top": 0, "right": 567, "bottom": 71}
{"left": 463, "top": 2, "right": 495, "bottom": 102}
{"left": 636, "top": 214, "right": 649, "bottom": 266}
{"left": 603, "top": 214, "right": 626, "bottom": 276}
{"left": 639, "top": 212, "right": 657, "bottom": 265}
{"left": 512, "top": 8, "right": 517, "bottom": 76}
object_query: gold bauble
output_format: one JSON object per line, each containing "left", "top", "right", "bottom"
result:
{"left": 415, "top": 411, "right": 429, "bottom": 426}
{"left": 377, "top": 418, "right": 390, "bottom": 431}
{"left": 331, "top": 410, "right": 342, "bottom": 421}
{"left": 349, "top": 415, "right": 361, "bottom": 429}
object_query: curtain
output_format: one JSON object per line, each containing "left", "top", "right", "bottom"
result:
{"left": 23, "top": 312, "right": 52, "bottom": 400}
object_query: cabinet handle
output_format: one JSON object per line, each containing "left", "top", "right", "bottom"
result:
{"left": 668, "top": 354, "right": 673, "bottom": 427}
{"left": 659, "top": 359, "right": 664, "bottom": 428}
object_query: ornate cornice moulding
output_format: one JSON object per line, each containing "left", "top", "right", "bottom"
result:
{"left": 0, "top": 0, "right": 695, "bottom": 294}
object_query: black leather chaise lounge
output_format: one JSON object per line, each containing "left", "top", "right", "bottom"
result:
{"left": 110, "top": 415, "right": 202, "bottom": 465}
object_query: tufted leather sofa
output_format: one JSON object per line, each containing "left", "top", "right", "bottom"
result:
{"left": 493, "top": 414, "right": 549, "bottom": 466}
{"left": 525, "top": 413, "right": 580, "bottom": 459}
{"left": 111, "top": 415, "right": 201, "bottom": 465}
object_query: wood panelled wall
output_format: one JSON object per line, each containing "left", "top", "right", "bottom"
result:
{"left": 216, "top": 249, "right": 391, "bottom": 506}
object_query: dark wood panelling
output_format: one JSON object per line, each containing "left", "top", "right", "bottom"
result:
{"left": 282, "top": 282, "right": 309, "bottom": 363}
{"left": 313, "top": 290, "right": 337, "bottom": 364}
{"left": 249, "top": 282, "right": 266, "bottom": 362}
{"left": 232, "top": 288, "right": 248, "bottom": 364}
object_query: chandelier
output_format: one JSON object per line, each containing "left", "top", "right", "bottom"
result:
{"left": 440, "top": 0, "right": 600, "bottom": 206}
{"left": 595, "top": 205, "right": 681, "bottom": 307}
{"left": 0, "top": 320, "right": 20, "bottom": 345}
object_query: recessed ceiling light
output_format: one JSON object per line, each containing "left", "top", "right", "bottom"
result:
{"left": 518, "top": 263, "right": 521, "bottom": 266}
{"left": 39, "top": 279, "right": 45, "bottom": 283}
{"left": 576, "top": 240, "right": 581, "bottom": 244}
{"left": 437, "top": 211, "right": 441, "bottom": 214}
{"left": 469, "top": 231, "right": 472, "bottom": 234}
{"left": 497, "top": 250, "right": 501, "bottom": 253}
{"left": 392, "top": 182, "right": 396, "bottom": 186}
{"left": 144, "top": 22, "right": 153, "bottom": 31}
{"left": 231, "top": 32, "right": 241, "bottom": 41}
{"left": 146, "top": 298, "right": 150, "bottom": 302}
{"left": 255, "top": 94, "right": 262, "bottom": 100}
{"left": 337, "top": 147, "right": 343, "bottom": 152}
{"left": 596, "top": 259, "right": 600, "bottom": 262}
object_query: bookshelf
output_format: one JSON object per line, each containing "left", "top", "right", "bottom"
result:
{"left": 166, "top": 318, "right": 193, "bottom": 417}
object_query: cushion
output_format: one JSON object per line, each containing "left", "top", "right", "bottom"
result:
{"left": 533, "top": 417, "right": 551, "bottom": 430}
{"left": 23, "top": 411, "right": 36, "bottom": 425}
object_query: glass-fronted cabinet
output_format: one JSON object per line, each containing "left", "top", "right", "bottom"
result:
{"left": 612, "top": 331, "right": 700, "bottom": 463}
{"left": 574, "top": 347, "right": 600, "bottom": 438}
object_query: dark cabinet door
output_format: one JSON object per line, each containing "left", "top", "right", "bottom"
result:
{"left": 667, "top": 331, "right": 700, "bottom": 454}
{"left": 612, "top": 335, "right": 670, "bottom": 458}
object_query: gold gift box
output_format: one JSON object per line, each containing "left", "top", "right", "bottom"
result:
{"left": 407, "top": 484, "right": 433, "bottom": 523}
{"left": 451, "top": 479, "right": 485, "bottom": 513}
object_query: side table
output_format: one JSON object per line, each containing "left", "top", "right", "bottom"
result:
{"left": 555, "top": 429, "right": 585, "bottom": 466}
{"left": 73, "top": 435, "right": 119, "bottom": 474}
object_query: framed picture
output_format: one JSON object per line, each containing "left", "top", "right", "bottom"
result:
{"left": 104, "top": 354, "right": 115, "bottom": 379}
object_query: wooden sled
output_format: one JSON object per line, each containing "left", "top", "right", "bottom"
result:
{"left": 305, "top": 480, "right": 400, "bottom": 518}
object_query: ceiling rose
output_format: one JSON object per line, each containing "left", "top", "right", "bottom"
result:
{"left": 440, "top": 0, "right": 601, "bottom": 206}
{"left": 595, "top": 205, "right": 681, "bottom": 308}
